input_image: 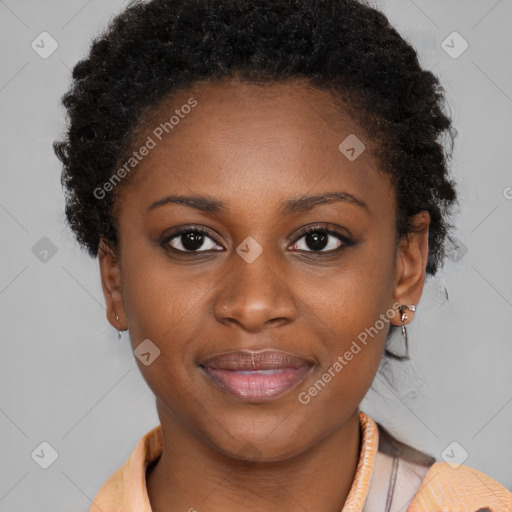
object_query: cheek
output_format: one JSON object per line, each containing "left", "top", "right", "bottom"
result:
{"left": 298, "top": 287, "right": 390, "bottom": 421}
{"left": 305, "top": 243, "right": 395, "bottom": 328}
{"left": 345, "top": 230, "right": 397, "bottom": 313}
{"left": 121, "top": 265, "right": 199, "bottom": 411}
{"left": 119, "top": 248, "right": 210, "bottom": 375}
{"left": 121, "top": 247, "right": 196, "bottom": 337}
{"left": 299, "top": 243, "right": 396, "bottom": 381}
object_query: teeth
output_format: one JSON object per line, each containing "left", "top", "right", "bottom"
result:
{"left": 237, "top": 369, "right": 283, "bottom": 375}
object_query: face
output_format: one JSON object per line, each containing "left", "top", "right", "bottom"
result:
{"left": 99, "top": 78, "right": 430, "bottom": 461}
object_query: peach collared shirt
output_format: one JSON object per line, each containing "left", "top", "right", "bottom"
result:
{"left": 90, "top": 411, "right": 512, "bottom": 512}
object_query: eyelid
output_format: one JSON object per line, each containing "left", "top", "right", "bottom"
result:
{"left": 292, "top": 223, "right": 351, "bottom": 240}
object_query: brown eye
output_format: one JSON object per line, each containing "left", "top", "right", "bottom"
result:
{"left": 162, "top": 228, "right": 223, "bottom": 253}
{"left": 289, "top": 226, "right": 353, "bottom": 253}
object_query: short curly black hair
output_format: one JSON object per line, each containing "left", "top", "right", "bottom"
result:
{"left": 53, "top": 0, "right": 458, "bottom": 276}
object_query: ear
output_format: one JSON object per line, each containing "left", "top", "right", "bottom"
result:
{"left": 390, "top": 211, "right": 430, "bottom": 327}
{"left": 98, "top": 237, "right": 127, "bottom": 331}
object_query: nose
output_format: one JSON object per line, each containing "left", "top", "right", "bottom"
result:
{"left": 212, "top": 250, "right": 297, "bottom": 332}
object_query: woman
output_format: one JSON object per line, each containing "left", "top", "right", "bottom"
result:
{"left": 53, "top": 0, "right": 512, "bottom": 510}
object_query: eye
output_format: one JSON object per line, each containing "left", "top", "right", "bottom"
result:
{"left": 160, "top": 224, "right": 353, "bottom": 255}
{"left": 161, "top": 227, "right": 223, "bottom": 253}
{"left": 289, "top": 225, "right": 352, "bottom": 253}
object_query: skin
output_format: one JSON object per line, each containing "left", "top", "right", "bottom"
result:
{"left": 98, "top": 77, "right": 430, "bottom": 512}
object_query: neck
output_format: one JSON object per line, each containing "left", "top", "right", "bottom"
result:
{"left": 146, "top": 402, "right": 362, "bottom": 512}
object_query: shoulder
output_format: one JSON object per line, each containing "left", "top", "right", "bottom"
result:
{"left": 408, "top": 461, "right": 512, "bottom": 512}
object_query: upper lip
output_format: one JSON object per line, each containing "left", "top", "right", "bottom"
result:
{"left": 199, "top": 349, "right": 315, "bottom": 371}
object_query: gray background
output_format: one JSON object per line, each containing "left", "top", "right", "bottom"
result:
{"left": 1, "top": 0, "right": 511, "bottom": 510}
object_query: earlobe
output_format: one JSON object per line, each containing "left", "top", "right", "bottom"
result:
{"left": 391, "top": 211, "right": 430, "bottom": 326}
{"left": 98, "top": 238, "right": 127, "bottom": 331}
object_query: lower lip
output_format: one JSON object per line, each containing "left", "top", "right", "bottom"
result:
{"left": 201, "top": 367, "right": 312, "bottom": 402}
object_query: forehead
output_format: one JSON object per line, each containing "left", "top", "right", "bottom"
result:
{"left": 116, "top": 78, "right": 394, "bottom": 219}
{"left": 138, "top": 78, "right": 371, "bottom": 148}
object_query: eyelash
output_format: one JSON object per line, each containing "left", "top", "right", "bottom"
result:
{"left": 160, "top": 224, "right": 354, "bottom": 255}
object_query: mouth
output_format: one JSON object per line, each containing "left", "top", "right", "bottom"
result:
{"left": 199, "top": 349, "right": 315, "bottom": 402}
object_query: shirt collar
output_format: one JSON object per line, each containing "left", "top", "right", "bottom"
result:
{"left": 91, "top": 410, "right": 379, "bottom": 512}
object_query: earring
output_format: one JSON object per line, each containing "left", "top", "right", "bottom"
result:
{"left": 399, "top": 304, "right": 416, "bottom": 322}
{"left": 386, "top": 304, "right": 416, "bottom": 361}
{"left": 115, "top": 312, "right": 122, "bottom": 340}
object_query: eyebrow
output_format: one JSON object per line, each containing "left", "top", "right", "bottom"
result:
{"left": 147, "top": 191, "right": 368, "bottom": 215}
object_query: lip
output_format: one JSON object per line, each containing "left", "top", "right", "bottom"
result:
{"left": 199, "top": 349, "right": 314, "bottom": 402}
